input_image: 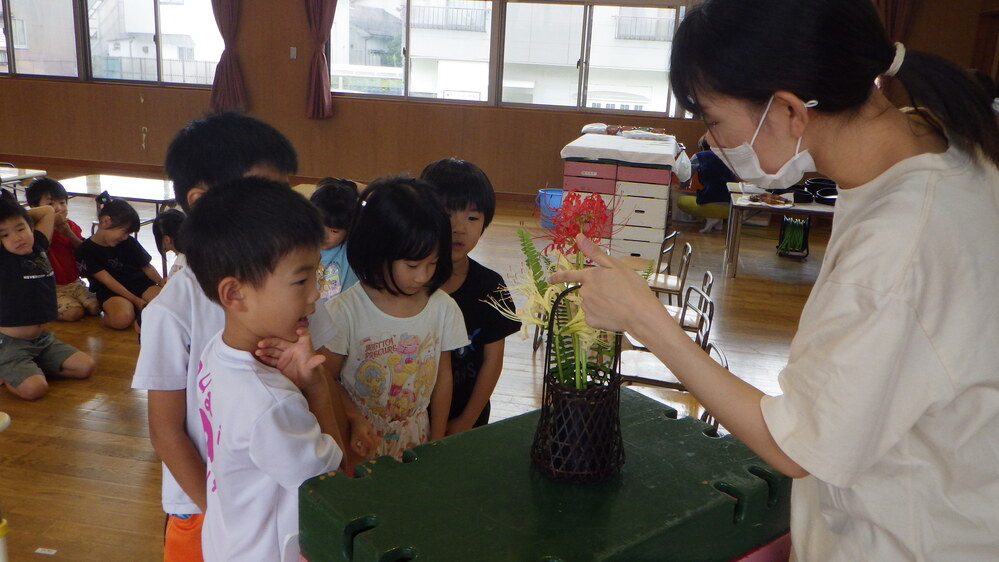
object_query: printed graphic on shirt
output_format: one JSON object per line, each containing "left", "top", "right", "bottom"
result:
{"left": 197, "top": 361, "right": 218, "bottom": 493}
{"left": 22, "top": 252, "right": 54, "bottom": 280}
{"left": 346, "top": 332, "right": 439, "bottom": 422}
{"left": 317, "top": 263, "right": 342, "bottom": 300}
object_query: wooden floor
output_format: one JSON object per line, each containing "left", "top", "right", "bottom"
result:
{"left": 0, "top": 185, "right": 829, "bottom": 560}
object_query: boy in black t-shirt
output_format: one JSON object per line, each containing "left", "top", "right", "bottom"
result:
{"left": 421, "top": 158, "right": 521, "bottom": 433}
{"left": 0, "top": 198, "right": 95, "bottom": 400}
{"left": 76, "top": 199, "right": 164, "bottom": 330}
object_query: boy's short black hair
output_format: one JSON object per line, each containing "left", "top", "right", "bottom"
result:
{"left": 347, "top": 176, "right": 452, "bottom": 295}
{"left": 152, "top": 208, "right": 186, "bottom": 255}
{"left": 182, "top": 177, "right": 324, "bottom": 304}
{"left": 165, "top": 112, "right": 298, "bottom": 212}
{"left": 310, "top": 178, "right": 358, "bottom": 230}
{"left": 0, "top": 197, "right": 30, "bottom": 226}
{"left": 0, "top": 188, "right": 17, "bottom": 205}
{"left": 99, "top": 199, "right": 141, "bottom": 234}
{"left": 24, "top": 177, "right": 68, "bottom": 207}
{"left": 419, "top": 158, "right": 496, "bottom": 229}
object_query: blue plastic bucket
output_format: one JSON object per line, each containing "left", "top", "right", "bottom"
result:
{"left": 537, "top": 188, "right": 563, "bottom": 229}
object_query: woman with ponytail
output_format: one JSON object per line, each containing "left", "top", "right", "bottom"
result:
{"left": 550, "top": 0, "right": 999, "bottom": 558}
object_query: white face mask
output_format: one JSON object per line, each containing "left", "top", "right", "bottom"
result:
{"left": 711, "top": 96, "right": 817, "bottom": 189}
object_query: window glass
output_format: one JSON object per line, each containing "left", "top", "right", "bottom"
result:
{"left": 158, "top": 0, "right": 222, "bottom": 84}
{"left": 89, "top": 0, "right": 222, "bottom": 83}
{"left": 501, "top": 3, "right": 584, "bottom": 107}
{"left": 408, "top": 0, "right": 491, "bottom": 101}
{"left": 9, "top": 0, "right": 78, "bottom": 77}
{"left": 0, "top": 5, "right": 8, "bottom": 72}
{"left": 586, "top": 6, "right": 673, "bottom": 113}
{"left": 330, "top": 0, "right": 406, "bottom": 96}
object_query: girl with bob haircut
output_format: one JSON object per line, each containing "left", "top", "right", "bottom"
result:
{"left": 551, "top": 0, "right": 999, "bottom": 559}
{"left": 323, "top": 176, "right": 469, "bottom": 465}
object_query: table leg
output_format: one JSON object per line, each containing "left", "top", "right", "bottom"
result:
{"left": 724, "top": 206, "right": 744, "bottom": 278}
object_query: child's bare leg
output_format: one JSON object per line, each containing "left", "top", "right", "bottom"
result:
{"left": 4, "top": 374, "right": 49, "bottom": 401}
{"left": 57, "top": 351, "right": 95, "bottom": 380}
{"left": 102, "top": 296, "right": 136, "bottom": 330}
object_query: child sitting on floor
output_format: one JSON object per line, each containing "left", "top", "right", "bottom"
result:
{"left": 75, "top": 199, "right": 163, "bottom": 330}
{"left": 309, "top": 177, "right": 359, "bottom": 303}
{"left": 152, "top": 208, "right": 186, "bottom": 279}
{"left": 0, "top": 198, "right": 95, "bottom": 400}
{"left": 183, "top": 177, "right": 342, "bottom": 562}
{"left": 323, "top": 176, "right": 469, "bottom": 463}
{"left": 420, "top": 158, "right": 521, "bottom": 433}
{"left": 24, "top": 177, "right": 100, "bottom": 321}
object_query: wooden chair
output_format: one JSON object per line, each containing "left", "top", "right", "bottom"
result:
{"left": 649, "top": 230, "right": 679, "bottom": 280}
{"left": 649, "top": 242, "right": 692, "bottom": 305}
{"left": 698, "top": 342, "right": 730, "bottom": 434}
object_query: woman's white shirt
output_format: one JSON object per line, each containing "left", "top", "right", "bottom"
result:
{"left": 760, "top": 146, "right": 999, "bottom": 560}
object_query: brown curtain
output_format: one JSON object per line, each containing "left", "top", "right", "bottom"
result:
{"left": 210, "top": 0, "right": 248, "bottom": 112}
{"left": 305, "top": 0, "right": 338, "bottom": 119}
{"left": 873, "top": 0, "right": 921, "bottom": 42}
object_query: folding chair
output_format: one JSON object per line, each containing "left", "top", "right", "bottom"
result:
{"left": 649, "top": 242, "right": 692, "bottom": 305}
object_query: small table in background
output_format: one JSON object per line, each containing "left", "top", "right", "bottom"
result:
{"left": 724, "top": 184, "right": 835, "bottom": 278}
{"left": 60, "top": 175, "right": 176, "bottom": 274}
{"left": 1, "top": 167, "right": 47, "bottom": 201}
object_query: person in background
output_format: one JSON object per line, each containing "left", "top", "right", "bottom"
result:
{"left": 420, "top": 158, "right": 520, "bottom": 433}
{"left": 0, "top": 198, "right": 95, "bottom": 400}
{"left": 183, "top": 177, "right": 342, "bottom": 562}
{"left": 676, "top": 135, "right": 736, "bottom": 233}
{"left": 75, "top": 199, "right": 163, "bottom": 330}
{"left": 152, "top": 209, "right": 186, "bottom": 279}
{"left": 321, "top": 177, "right": 468, "bottom": 464}
{"left": 24, "top": 177, "right": 99, "bottom": 321}
{"left": 131, "top": 112, "right": 341, "bottom": 562}
{"left": 309, "top": 177, "right": 359, "bottom": 303}
{"left": 550, "top": 0, "right": 999, "bottom": 559}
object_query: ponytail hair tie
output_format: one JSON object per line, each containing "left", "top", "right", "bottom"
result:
{"left": 884, "top": 42, "right": 905, "bottom": 77}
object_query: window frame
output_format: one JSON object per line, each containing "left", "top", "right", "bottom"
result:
{"left": 328, "top": 0, "right": 695, "bottom": 118}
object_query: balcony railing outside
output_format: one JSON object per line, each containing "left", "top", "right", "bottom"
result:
{"left": 614, "top": 16, "right": 672, "bottom": 42}
{"left": 411, "top": 5, "right": 488, "bottom": 32}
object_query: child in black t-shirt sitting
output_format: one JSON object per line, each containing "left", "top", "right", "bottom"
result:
{"left": 76, "top": 199, "right": 164, "bottom": 330}
{"left": 0, "top": 197, "right": 95, "bottom": 400}
{"left": 420, "top": 158, "right": 521, "bottom": 433}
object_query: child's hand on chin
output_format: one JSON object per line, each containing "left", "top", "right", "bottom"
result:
{"left": 255, "top": 329, "right": 326, "bottom": 389}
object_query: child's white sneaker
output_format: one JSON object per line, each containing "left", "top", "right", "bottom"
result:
{"left": 699, "top": 218, "right": 723, "bottom": 233}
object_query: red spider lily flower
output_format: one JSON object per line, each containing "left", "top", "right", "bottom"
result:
{"left": 543, "top": 190, "right": 613, "bottom": 257}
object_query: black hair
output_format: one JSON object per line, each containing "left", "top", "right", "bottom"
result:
{"left": 164, "top": 112, "right": 298, "bottom": 212}
{"left": 670, "top": 0, "right": 999, "bottom": 167}
{"left": 419, "top": 158, "right": 496, "bottom": 229}
{"left": 347, "top": 176, "right": 452, "bottom": 295}
{"left": 182, "top": 177, "right": 324, "bottom": 304}
{"left": 0, "top": 197, "right": 30, "bottom": 226}
{"left": 98, "top": 199, "right": 141, "bottom": 234}
{"left": 0, "top": 188, "right": 16, "bottom": 205}
{"left": 152, "top": 208, "right": 186, "bottom": 255}
{"left": 310, "top": 177, "right": 358, "bottom": 230}
{"left": 24, "top": 177, "right": 68, "bottom": 207}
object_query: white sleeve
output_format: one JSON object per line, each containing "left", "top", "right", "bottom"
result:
{"left": 307, "top": 305, "right": 337, "bottom": 351}
{"left": 249, "top": 394, "right": 343, "bottom": 489}
{"left": 132, "top": 302, "right": 190, "bottom": 391}
{"left": 760, "top": 282, "right": 951, "bottom": 488}
{"left": 440, "top": 295, "right": 471, "bottom": 352}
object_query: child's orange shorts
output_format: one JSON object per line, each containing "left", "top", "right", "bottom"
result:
{"left": 164, "top": 513, "right": 204, "bottom": 562}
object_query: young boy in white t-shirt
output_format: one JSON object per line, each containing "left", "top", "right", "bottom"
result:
{"left": 184, "top": 177, "right": 343, "bottom": 561}
{"left": 131, "top": 113, "right": 340, "bottom": 561}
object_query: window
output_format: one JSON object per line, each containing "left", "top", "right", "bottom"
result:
{"left": 88, "top": 0, "right": 223, "bottom": 84}
{"left": 330, "top": 0, "right": 692, "bottom": 117}
{"left": 2, "top": 0, "right": 78, "bottom": 77}
{"left": 330, "top": 0, "right": 492, "bottom": 101}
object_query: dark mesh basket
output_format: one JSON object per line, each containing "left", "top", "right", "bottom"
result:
{"left": 530, "top": 286, "right": 624, "bottom": 483}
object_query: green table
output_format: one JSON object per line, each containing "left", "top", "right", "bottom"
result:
{"left": 300, "top": 389, "right": 790, "bottom": 561}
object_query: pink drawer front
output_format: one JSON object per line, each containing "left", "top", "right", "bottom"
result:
{"left": 564, "top": 161, "right": 617, "bottom": 180}
{"left": 563, "top": 175, "right": 615, "bottom": 195}
{"left": 617, "top": 165, "right": 671, "bottom": 185}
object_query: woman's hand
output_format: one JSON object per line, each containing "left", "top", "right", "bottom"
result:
{"left": 547, "top": 233, "right": 663, "bottom": 333}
